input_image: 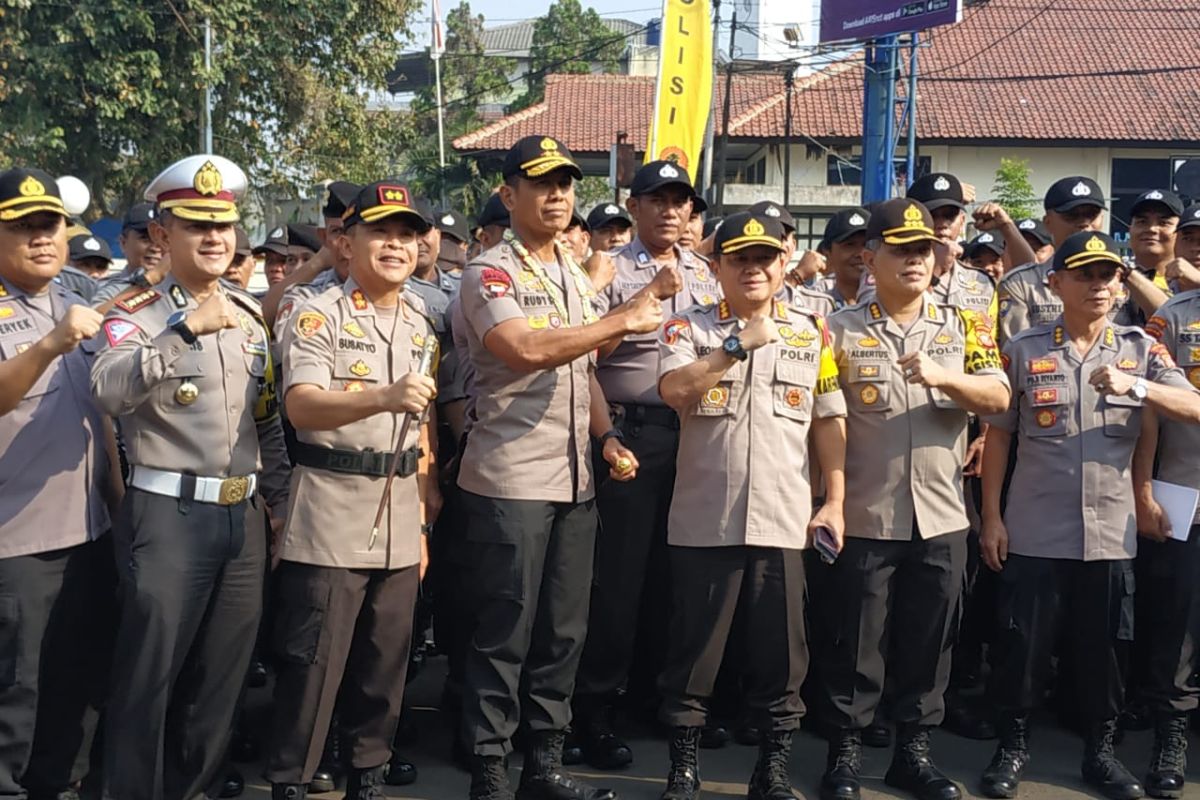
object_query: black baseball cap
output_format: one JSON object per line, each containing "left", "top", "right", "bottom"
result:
{"left": 823, "top": 207, "right": 871, "bottom": 244}
{"left": 586, "top": 203, "right": 632, "bottom": 231}
{"left": 691, "top": 194, "right": 709, "bottom": 215}
{"left": 323, "top": 181, "right": 360, "bottom": 219}
{"left": 342, "top": 182, "right": 431, "bottom": 232}
{"left": 1045, "top": 177, "right": 1106, "bottom": 213}
{"left": 68, "top": 233, "right": 113, "bottom": 263}
{"left": 0, "top": 168, "right": 66, "bottom": 221}
{"left": 714, "top": 211, "right": 786, "bottom": 255}
{"left": 234, "top": 226, "right": 252, "bottom": 257}
{"left": 865, "top": 199, "right": 938, "bottom": 245}
{"left": 1016, "top": 218, "right": 1052, "bottom": 246}
{"left": 287, "top": 224, "right": 322, "bottom": 253}
{"left": 747, "top": 200, "right": 795, "bottom": 233}
{"left": 1130, "top": 189, "right": 1184, "bottom": 219}
{"left": 476, "top": 194, "right": 510, "bottom": 229}
{"left": 630, "top": 160, "right": 695, "bottom": 198}
{"left": 701, "top": 215, "right": 723, "bottom": 239}
{"left": 965, "top": 232, "right": 1005, "bottom": 259}
{"left": 1178, "top": 203, "right": 1200, "bottom": 230}
{"left": 907, "top": 173, "right": 966, "bottom": 212}
{"left": 254, "top": 225, "right": 289, "bottom": 256}
{"left": 122, "top": 202, "right": 157, "bottom": 232}
{"left": 502, "top": 135, "right": 582, "bottom": 180}
{"left": 1052, "top": 231, "right": 1123, "bottom": 272}
{"left": 435, "top": 209, "right": 470, "bottom": 243}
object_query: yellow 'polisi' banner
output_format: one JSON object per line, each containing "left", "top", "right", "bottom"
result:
{"left": 645, "top": 0, "right": 713, "bottom": 176}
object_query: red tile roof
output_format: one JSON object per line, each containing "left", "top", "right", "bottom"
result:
{"left": 454, "top": 0, "right": 1200, "bottom": 154}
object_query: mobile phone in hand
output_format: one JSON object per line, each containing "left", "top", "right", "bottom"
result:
{"left": 814, "top": 525, "right": 840, "bottom": 565}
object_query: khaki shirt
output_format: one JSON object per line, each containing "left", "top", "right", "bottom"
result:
{"left": 987, "top": 320, "right": 1194, "bottom": 560}
{"left": 457, "top": 237, "right": 598, "bottom": 503}
{"left": 932, "top": 263, "right": 998, "bottom": 326}
{"left": 787, "top": 283, "right": 835, "bottom": 316}
{"left": 999, "top": 260, "right": 1135, "bottom": 343}
{"left": 93, "top": 266, "right": 146, "bottom": 305}
{"left": 0, "top": 278, "right": 110, "bottom": 558}
{"left": 90, "top": 276, "right": 290, "bottom": 510}
{"left": 274, "top": 269, "right": 342, "bottom": 365}
{"left": 595, "top": 239, "right": 720, "bottom": 405}
{"left": 829, "top": 296, "right": 1009, "bottom": 541}
{"left": 659, "top": 299, "right": 845, "bottom": 548}
{"left": 281, "top": 278, "right": 435, "bottom": 569}
{"left": 1144, "top": 292, "right": 1200, "bottom": 522}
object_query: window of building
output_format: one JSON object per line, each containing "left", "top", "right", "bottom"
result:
{"left": 827, "top": 155, "right": 931, "bottom": 187}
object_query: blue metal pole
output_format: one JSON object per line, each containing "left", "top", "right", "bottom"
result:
{"left": 861, "top": 35, "right": 898, "bottom": 205}
{"left": 905, "top": 33, "right": 919, "bottom": 189}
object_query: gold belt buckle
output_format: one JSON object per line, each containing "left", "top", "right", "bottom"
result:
{"left": 218, "top": 476, "right": 250, "bottom": 505}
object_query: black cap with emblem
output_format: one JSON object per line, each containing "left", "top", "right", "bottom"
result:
{"left": 0, "top": 167, "right": 67, "bottom": 221}
{"left": 476, "top": 194, "right": 510, "bottom": 230}
{"left": 122, "top": 202, "right": 157, "bottom": 232}
{"left": 1052, "top": 231, "right": 1123, "bottom": 272}
{"left": 342, "top": 182, "right": 432, "bottom": 232}
{"left": 68, "top": 233, "right": 113, "bottom": 263}
{"left": 747, "top": 200, "right": 795, "bottom": 233}
{"left": 1016, "top": 217, "right": 1052, "bottom": 247}
{"left": 287, "top": 224, "right": 322, "bottom": 253}
{"left": 503, "top": 136, "right": 583, "bottom": 181}
{"left": 1045, "top": 176, "right": 1106, "bottom": 213}
{"left": 586, "top": 203, "right": 632, "bottom": 231}
{"left": 253, "top": 225, "right": 289, "bottom": 256}
{"left": 714, "top": 211, "right": 786, "bottom": 255}
{"left": 435, "top": 209, "right": 470, "bottom": 243}
{"left": 1130, "top": 188, "right": 1184, "bottom": 219}
{"left": 864, "top": 198, "right": 938, "bottom": 245}
{"left": 965, "top": 231, "right": 1005, "bottom": 259}
{"left": 323, "top": 181, "right": 361, "bottom": 219}
{"left": 823, "top": 207, "right": 871, "bottom": 244}
{"left": 631, "top": 160, "right": 696, "bottom": 197}
{"left": 907, "top": 172, "right": 966, "bottom": 212}
{"left": 1178, "top": 203, "right": 1200, "bottom": 231}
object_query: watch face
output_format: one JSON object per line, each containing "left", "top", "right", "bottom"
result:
{"left": 167, "top": 311, "right": 185, "bottom": 327}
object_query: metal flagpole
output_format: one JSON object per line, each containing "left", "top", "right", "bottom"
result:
{"left": 431, "top": 0, "right": 447, "bottom": 207}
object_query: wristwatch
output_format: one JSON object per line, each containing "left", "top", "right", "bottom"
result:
{"left": 598, "top": 428, "right": 626, "bottom": 445}
{"left": 166, "top": 310, "right": 198, "bottom": 345}
{"left": 1130, "top": 377, "right": 1149, "bottom": 401}
{"left": 722, "top": 333, "right": 748, "bottom": 361}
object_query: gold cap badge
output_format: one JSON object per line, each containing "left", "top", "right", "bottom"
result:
{"left": 193, "top": 160, "right": 223, "bottom": 196}
{"left": 743, "top": 218, "right": 765, "bottom": 236}
{"left": 19, "top": 175, "right": 46, "bottom": 197}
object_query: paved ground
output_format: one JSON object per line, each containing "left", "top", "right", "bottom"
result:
{"left": 232, "top": 657, "right": 1200, "bottom": 799}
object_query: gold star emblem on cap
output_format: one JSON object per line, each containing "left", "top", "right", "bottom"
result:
{"left": 743, "top": 218, "right": 765, "bottom": 236}
{"left": 539, "top": 137, "right": 558, "bottom": 152}
{"left": 193, "top": 160, "right": 223, "bottom": 196}
{"left": 1084, "top": 235, "right": 1106, "bottom": 252}
{"left": 19, "top": 175, "right": 45, "bottom": 197}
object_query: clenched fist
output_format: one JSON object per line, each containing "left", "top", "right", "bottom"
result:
{"left": 48, "top": 305, "right": 103, "bottom": 354}
{"left": 185, "top": 291, "right": 240, "bottom": 336}
{"left": 621, "top": 292, "right": 664, "bottom": 335}
{"left": 739, "top": 315, "right": 779, "bottom": 352}
{"left": 647, "top": 264, "right": 684, "bottom": 299}
{"left": 381, "top": 372, "right": 437, "bottom": 415}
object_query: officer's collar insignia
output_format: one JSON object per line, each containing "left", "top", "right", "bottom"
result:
{"left": 169, "top": 284, "right": 188, "bottom": 308}
{"left": 193, "top": 160, "right": 223, "bottom": 196}
{"left": 19, "top": 175, "right": 45, "bottom": 197}
{"left": 773, "top": 300, "right": 789, "bottom": 321}
{"left": 717, "top": 299, "right": 732, "bottom": 321}
{"left": 1053, "top": 325, "right": 1065, "bottom": 345}
{"left": 868, "top": 302, "right": 882, "bottom": 320}
{"left": 351, "top": 288, "right": 369, "bottom": 311}
{"left": 1104, "top": 326, "right": 1115, "bottom": 347}
{"left": 1071, "top": 181, "right": 1092, "bottom": 197}
{"left": 927, "top": 303, "right": 939, "bottom": 320}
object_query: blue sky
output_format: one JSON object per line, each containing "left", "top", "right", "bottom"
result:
{"left": 409, "top": 0, "right": 662, "bottom": 48}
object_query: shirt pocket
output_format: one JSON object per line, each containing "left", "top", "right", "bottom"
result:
{"left": 1021, "top": 384, "right": 1070, "bottom": 437}
{"left": 159, "top": 351, "right": 206, "bottom": 414}
{"left": 332, "top": 353, "right": 382, "bottom": 392}
{"left": 773, "top": 361, "right": 815, "bottom": 422}
{"left": 1103, "top": 393, "right": 1143, "bottom": 438}
{"left": 697, "top": 362, "right": 742, "bottom": 417}
{"left": 847, "top": 366, "right": 891, "bottom": 413}
{"left": 2, "top": 339, "right": 59, "bottom": 399}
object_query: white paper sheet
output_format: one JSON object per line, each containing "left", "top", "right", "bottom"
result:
{"left": 1151, "top": 480, "right": 1199, "bottom": 542}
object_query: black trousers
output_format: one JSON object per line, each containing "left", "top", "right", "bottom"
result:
{"left": 0, "top": 539, "right": 115, "bottom": 800}
{"left": 576, "top": 414, "right": 677, "bottom": 705}
{"left": 265, "top": 562, "right": 419, "bottom": 783}
{"left": 430, "top": 479, "right": 474, "bottom": 693}
{"left": 822, "top": 531, "right": 967, "bottom": 731}
{"left": 989, "top": 555, "right": 1134, "bottom": 723}
{"left": 459, "top": 491, "right": 597, "bottom": 757}
{"left": 103, "top": 489, "right": 264, "bottom": 800}
{"left": 659, "top": 546, "right": 808, "bottom": 733}
{"left": 1139, "top": 524, "right": 1200, "bottom": 714}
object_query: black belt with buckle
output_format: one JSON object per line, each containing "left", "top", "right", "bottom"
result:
{"left": 614, "top": 402, "right": 680, "bottom": 430}
{"left": 293, "top": 442, "right": 422, "bottom": 478}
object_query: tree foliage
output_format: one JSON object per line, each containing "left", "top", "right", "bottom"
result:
{"left": 0, "top": 0, "right": 418, "bottom": 219}
{"left": 513, "top": 0, "right": 626, "bottom": 110}
{"left": 991, "top": 157, "right": 1039, "bottom": 221}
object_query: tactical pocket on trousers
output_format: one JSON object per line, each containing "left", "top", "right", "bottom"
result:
{"left": 1117, "top": 564, "right": 1136, "bottom": 642}
{"left": 272, "top": 576, "right": 330, "bottom": 665}
{"left": 0, "top": 595, "right": 18, "bottom": 688}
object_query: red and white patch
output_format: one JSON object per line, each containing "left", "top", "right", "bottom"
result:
{"left": 104, "top": 319, "right": 141, "bottom": 347}
{"left": 481, "top": 268, "right": 513, "bottom": 299}
{"left": 662, "top": 318, "right": 690, "bottom": 345}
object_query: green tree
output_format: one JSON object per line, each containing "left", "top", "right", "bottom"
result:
{"left": 512, "top": 0, "right": 627, "bottom": 109}
{"left": 991, "top": 157, "right": 1039, "bottom": 220}
{"left": 0, "top": 0, "right": 418, "bottom": 219}
{"left": 402, "top": 2, "right": 513, "bottom": 212}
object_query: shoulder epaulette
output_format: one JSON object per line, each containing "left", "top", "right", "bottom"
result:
{"left": 114, "top": 288, "right": 161, "bottom": 313}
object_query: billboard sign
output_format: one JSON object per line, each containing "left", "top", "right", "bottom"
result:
{"left": 820, "top": 0, "right": 962, "bottom": 44}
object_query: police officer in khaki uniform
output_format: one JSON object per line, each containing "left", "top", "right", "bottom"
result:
{"left": 264, "top": 182, "right": 438, "bottom": 800}
{"left": 93, "top": 203, "right": 167, "bottom": 306}
{"left": 1138, "top": 287, "right": 1200, "bottom": 797}
{"left": 819, "top": 199, "right": 1011, "bottom": 800}
{"left": 819, "top": 208, "right": 871, "bottom": 310}
{"left": 978, "top": 231, "right": 1200, "bottom": 800}
{"left": 457, "top": 135, "right": 655, "bottom": 800}
{"left": 90, "top": 155, "right": 292, "bottom": 800}
{"left": 0, "top": 168, "right": 118, "bottom": 800}
{"left": 572, "top": 161, "right": 718, "bottom": 768}
{"left": 655, "top": 212, "right": 848, "bottom": 800}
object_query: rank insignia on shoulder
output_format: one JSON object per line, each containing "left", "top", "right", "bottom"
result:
{"left": 169, "top": 285, "right": 188, "bottom": 308}
{"left": 115, "top": 289, "right": 160, "bottom": 313}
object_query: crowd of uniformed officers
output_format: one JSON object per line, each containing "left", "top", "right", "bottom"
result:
{"left": 5, "top": 132, "right": 1200, "bottom": 800}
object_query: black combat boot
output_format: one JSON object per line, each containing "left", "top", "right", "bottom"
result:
{"left": 980, "top": 715, "right": 1030, "bottom": 799}
{"left": 660, "top": 727, "right": 701, "bottom": 800}
{"left": 883, "top": 724, "right": 962, "bottom": 800}
{"left": 579, "top": 702, "right": 633, "bottom": 770}
{"left": 470, "top": 755, "right": 514, "bottom": 800}
{"left": 819, "top": 729, "right": 862, "bottom": 800}
{"left": 1146, "top": 713, "right": 1188, "bottom": 799}
{"left": 516, "top": 730, "right": 617, "bottom": 800}
{"left": 746, "top": 730, "right": 795, "bottom": 800}
{"left": 1082, "top": 718, "right": 1145, "bottom": 800}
